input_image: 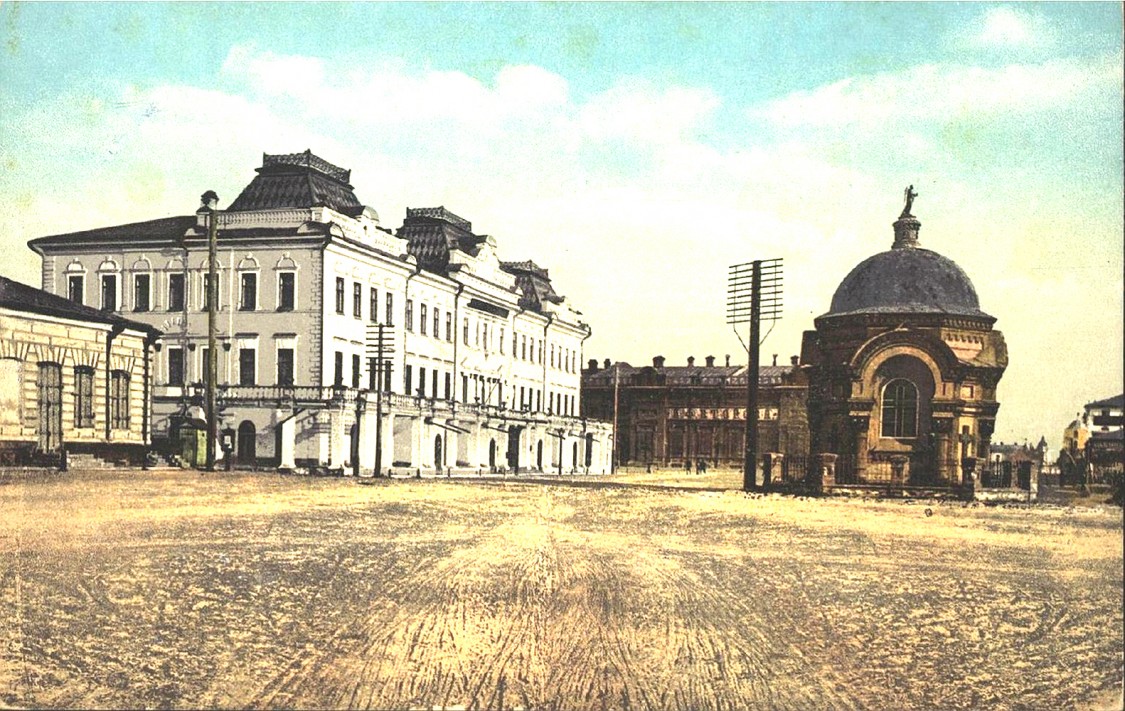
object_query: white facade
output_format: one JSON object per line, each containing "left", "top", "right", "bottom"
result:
{"left": 29, "top": 152, "right": 612, "bottom": 474}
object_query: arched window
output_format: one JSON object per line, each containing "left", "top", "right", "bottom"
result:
{"left": 881, "top": 379, "right": 918, "bottom": 438}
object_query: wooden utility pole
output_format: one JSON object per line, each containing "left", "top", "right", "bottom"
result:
{"left": 202, "top": 191, "right": 219, "bottom": 472}
{"left": 743, "top": 261, "right": 761, "bottom": 492}
{"left": 728, "top": 258, "right": 783, "bottom": 493}
{"left": 366, "top": 323, "right": 394, "bottom": 477}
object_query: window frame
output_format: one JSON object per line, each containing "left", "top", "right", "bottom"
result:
{"left": 239, "top": 272, "right": 258, "bottom": 312}
{"left": 109, "top": 370, "right": 130, "bottom": 430}
{"left": 880, "top": 378, "right": 919, "bottom": 439}
{"left": 277, "top": 271, "right": 296, "bottom": 312}
{"left": 74, "top": 366, "right": 95, "bottom": 428}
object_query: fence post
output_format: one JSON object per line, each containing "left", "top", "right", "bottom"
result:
{"left": 814, "top": 453, "right": 837, "bottom": 494}
{"left": 763, "top": 452, "right": 784, "bottom": 491}
{"left": 961, "top": 456, "right": 979, "bottom": 500}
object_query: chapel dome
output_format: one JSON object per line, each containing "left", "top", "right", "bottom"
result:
{"left": 823, "top": 204, "right": 991, "bottom": 320}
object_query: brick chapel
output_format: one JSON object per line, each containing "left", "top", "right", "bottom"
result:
{"left": 800, "top": 190, "right": 1008, "bottom": 488}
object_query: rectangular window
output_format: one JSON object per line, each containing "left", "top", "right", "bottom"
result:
{"left": 67, "top": 275, "right": 84, "bottom": 305}
{"left": 133, "top": 274, "right": 151, "bottom": 312}
{"left": 201, "top": 273, "right": 219, "bottom": 311}
{"left": 353, "top": 282, "right": 362, "bottom": 319}
{"left": 101, "top": 274, "right": 117, "bottom": 311}
{"left": 351, "top": 354, "right": 361, "bottom": 389}
{"left": 385, "top": 293, "right": 394, "bottom": 325}
{"left": 521, "top": 335, "right": 527, "bottom": 361}
{"left": 432, "top": 369, "right": 438, "bottom": 399}
{"left": 168, "top": 273, "right": 185, "bottom": 311}
{"left": 463, "top": 317, "right": 470, "bottom": 345}
{"left": 168, "top": 347, "right": 185, "bottom": 386}
{"left": 420, "top": 303, "right": 428, "bottom": 335}
{"left": 74, "top": 366, "right": 94, "bottom": 428}
{"left": 383, "top": 359, "right": 392, "bottom": 392}
{"left": 240, "top": 273, "right": 257, "bottom": 311}
{"left": 445, "top": 313, "right": 452, "bottom": 342}
{"left": 238, "top": 348, "right": 256, "bottom": 386}
{"left": 201, "top": 347, "right": 211, "bottom": 386}
{"left": 444, "top": 373, "right": 451, "bottom": 401}
{"left": 369, "top": 287, "right": 378, "bottom": 323}
{"left": 278, "top": 272, "right": 295, "bottom": 311}
{"left": 368, "top": 357, "right": 379, "bottom": 391}
{"left": 433, "top": 308, "right": 440, "bottom": 339}
{"left": 404, "top": 364, "right": 413, "bottom": 396}
{"left": 418, "top": 367, "right": 426, "bottom": 397}
{"left": 500, "top": 328, "right": 505, "bottom": 354}
{"left": 110, "top": 371, "right": 130, "bottom": 429}
{"left": 334, "top": 351, "right": 344, "bottom": 387}
{"left": 405, "top": 299, "right": 414, "bottom": 332}
{"left": 277, "top": 348, "right": 294, "bottom": 386}
{"left": 335, "top": 277, "right": 345, "bottom": 314}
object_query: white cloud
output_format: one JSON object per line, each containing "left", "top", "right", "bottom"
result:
{"left": 968, "top": 7, "right": 1057, "bottom": 49}
{"left": 753, "top": 57, "right": 1117, "bottom": 128}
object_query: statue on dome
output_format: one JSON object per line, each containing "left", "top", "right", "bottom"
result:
{"left": 901, "top": 185, "right": 918, "bottom": 218}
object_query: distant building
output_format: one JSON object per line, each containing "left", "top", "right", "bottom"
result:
{"left": 27, "top": 150, "right": 611, "bottom": 474}
{"left": 0, "top": 276, "right": 160, "bottom": 466}
{"left": 1083, "top": 394, "right": 1123, "bottom": 483}
{"left": 581, "top": 354, "right": 808, "bottom": 468}
{"left": 988, "top": 438, "right": 1047, "bottom": 490}
{"left": 801, "top": 201, "right": 1008, "bottom": 491}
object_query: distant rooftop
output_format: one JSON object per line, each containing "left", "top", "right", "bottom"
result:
{"left": 406, "top": 206, "right": 472, "bottom": 233}
{"left": 227, "top": 150, "right": 364, "bottom": 215}
{"left": 263, "top": 150, "right": 351, "bottom": 184}
{"left": 0, "top": 276, "right": 160, "bottom": 336}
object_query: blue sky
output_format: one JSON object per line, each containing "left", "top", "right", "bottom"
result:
{"left": 1, "top": 2, "right": 1122, "bottom": 445}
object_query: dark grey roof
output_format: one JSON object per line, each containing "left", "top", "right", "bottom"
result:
{"left": 1086, "top": 394, "right": 1124, "bottom": 409}
{"left": 584, "top": 363, "right": 793, "bottom": 386}
{"left": 824, "top": 247, "right": 989, "bottom": 319}
{"left": 228, "top": 150, "right": 364, "bottom": 215}
{"left": 28, "top": 216, "right": 196, "bottom": 249}
{"left": 0, "top": 276, "right": 161, "bottom": 336}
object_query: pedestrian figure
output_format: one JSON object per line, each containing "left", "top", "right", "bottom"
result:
{"left": 685, "top": 459, "right": 692, "bottom": 475}
{"left": 700, "top": 458, "right": 708, "bottom": 475}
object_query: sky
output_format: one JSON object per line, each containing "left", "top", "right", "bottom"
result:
{"left": 1, "top": 2, "right": 1121, "bottom": 448}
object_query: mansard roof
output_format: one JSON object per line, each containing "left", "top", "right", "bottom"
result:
{"left": 500, "top": 259, "right": 563, "bottom": 312}
{"left": 227, "top": 150, "right": 365, "bottom": 216}
{"left": 0, "top": 276, "right": 161, "bottom": 336}
{"left": 399, "top": 207, "right": 485, "bottom": 273}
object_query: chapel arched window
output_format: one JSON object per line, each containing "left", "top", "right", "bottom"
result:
{"left": 881, "top": 378, "right": 918, "bottom": 438}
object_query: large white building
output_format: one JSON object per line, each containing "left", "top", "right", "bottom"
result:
{"left": 28, "top": 150, "right": 612, "bottom": 474}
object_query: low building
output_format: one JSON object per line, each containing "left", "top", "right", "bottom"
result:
{"left": 0, "top": 276, "right": 160, "bottom": 466}
{"left": 581, "top": 354, "right": 809, "bottom": 469}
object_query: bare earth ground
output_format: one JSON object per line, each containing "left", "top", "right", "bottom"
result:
{"left": 0, "top": 469, "right": 1121, "bottom": 711}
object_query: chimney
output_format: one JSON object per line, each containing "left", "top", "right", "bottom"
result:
{"left": 687, "top": 356, "right": 695, "bottom": 367}
{"left": 791, "top": 355, "right": 799, "bottom": 366}
{"left": 603, "top": 358, "right": 611, "bottom": 370}
{"left": 587, "top": 359, "right": 598, "bottom": 372}
{"left": 653, "top": 355, "right": 665, "bottom": 368}
{"left": 725, "top": 354, "right": 730, "bottom": 367}
{"left": 705, "top": 355, "right": 715, "bottom": 367}
{"left": 772, "top": 354, "right": 778, "bottom": 367}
